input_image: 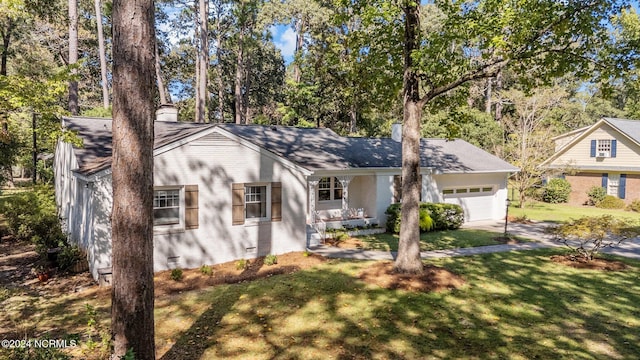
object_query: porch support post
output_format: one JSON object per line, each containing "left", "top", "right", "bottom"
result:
{"left": 337, "top": 176, "right": 353, "bottom": 219}
{"left": 308, "top": 178, "right": 319, "bottom": 223}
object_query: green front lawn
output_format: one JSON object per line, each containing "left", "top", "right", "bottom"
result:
{"left": 157, "top": 250, "right": 640, "bottom": 359}
{"left": 352, "top": 229, "right": 528, "bottom": 252}
{"left": 3, "top": 250, "right": 639, "bottom": 359}
{"left": 509, "top": 200, "right": 640, "bottom": 223}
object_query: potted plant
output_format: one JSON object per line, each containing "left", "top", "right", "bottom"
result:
{"left": 34, "top": 264, "right": 50, "bottom": 282}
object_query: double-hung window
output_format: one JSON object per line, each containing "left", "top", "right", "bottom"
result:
{"left": 245, "top": 185, "right": 267, "bottom": 219}
{"left": 152, "top": 185, "right": 199, "bottom": 231}
{"left": 318, "top": 177, "right": 342, "bottom": 201}
{"left": 153, "top": 189, "right": 181, "bottom": 225}
{"left": 232, "top": 182, "right": 282, "bottom": 225}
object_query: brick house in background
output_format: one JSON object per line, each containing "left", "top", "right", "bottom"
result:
{"left": 541, "top": 117, "right": 640, "bottom": 205}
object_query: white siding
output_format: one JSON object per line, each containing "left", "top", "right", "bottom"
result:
{"left": 53, "top": 140, "right": 78, "bottom": 225}
{"left": 151, "top": 133, "right": 308, "bottom": 272}
{"left": 375, "top": 175, "right": 394, "bottom": 225}
{"left": 551, "top": 124, "right": 640, "bottom": 169}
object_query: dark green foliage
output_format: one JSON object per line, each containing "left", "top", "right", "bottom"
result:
{"left": 385, "top": 203, "right": 402, "bottom": 234}
{"left": 596, "top": 195, "right": 625, "bottom": 209}
{"left": 542, "top": 178, "right": 571, "bottom": 204}
{"left": 170, "top": 268, "right": 183, "bottom": 281}
{"left": 420, "top": 203, "right": 465, "bottom": 231}
{"left": 0, "top": 186, "right": 66, "bottom": 253}
{"left": 385, "top": 202, "right": 463, "bottom": 234}
{"left": 587, "top": 186, "right": 607, "bottom": 206}
{"left": 57, "top": 245, "right": 82, "bottom": 272}
{"left": 627, "top": 199, "right": 640, "bottom": 212}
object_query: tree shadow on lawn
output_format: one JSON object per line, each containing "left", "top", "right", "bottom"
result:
{"left": 158, "top": 251, "right": 640, "bottom": 359}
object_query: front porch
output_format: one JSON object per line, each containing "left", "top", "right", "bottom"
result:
{"left": 306, "top": 174, "right": 384, "bottom": 246}
{"left": 307, "top": 175, "right": 379, "bottom": 224}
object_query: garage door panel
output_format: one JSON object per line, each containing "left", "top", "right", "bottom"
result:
{"left": 444, "top": 194, "right": 494, "bottom": 222}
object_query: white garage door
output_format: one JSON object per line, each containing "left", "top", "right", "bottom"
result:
{"left": 442, "top": 186, "right": 495, "bottom": 222}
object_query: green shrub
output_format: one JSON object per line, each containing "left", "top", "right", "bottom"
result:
{"left": 596, "top": 195, "right": 625, "bottom": 209}
{"left": 627, "top": 199, "right": 640, "bottom": 212}
{"left": 385, "top": 203, "right": 402, "bottom": 233}
{"left": 385, "top": 202, "right": 463, "bottom": 234}
{"left": 587, "top": 186, "right": 607, "bottom": 206}
{"left": 200, "top": 265, "right": 213, "bottom": 276}
{"left": 57, "top": 244, "right": 82, "bottom": 272}
{"left": 420, "top": 203, "right": 464, "bottom": 230}
{"left": 264, "top": 254, "right": 278, "bottom": 266}
{"left": 541, "top": 178, "right": 571, "bottom": 203}
{"left": 170, "top": 268, "right": 183, "bottom": 281}
{"left": 0, "top": 186, "right": 67, "bottom": 253}
{"left": 235, "top": 259, "right": 249, "bottom": 270}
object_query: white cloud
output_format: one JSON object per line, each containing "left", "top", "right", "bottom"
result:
{"left": 272, "top": 26, "right": 297, "bottom": 60}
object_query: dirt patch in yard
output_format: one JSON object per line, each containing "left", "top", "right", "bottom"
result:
{"left": 358, "top": 261, "right": 465, "bottom": 292}
{"left": 154, "top": 252, "right": 327, "bottom": 297}
{"left": 550, "top": 255, "right": 629, "bottom": 271}
{"left": 0, "top": 236, "right": 327, "bottom": 300}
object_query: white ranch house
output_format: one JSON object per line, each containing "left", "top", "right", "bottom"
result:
{"left": 54, "top": 115, "right": 517, "bottom": 281}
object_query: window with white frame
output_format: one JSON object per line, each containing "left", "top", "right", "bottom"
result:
{"left": 607, "top": 174, "right": 620, "bottom": 196}
{"left": 318, "top": 177, "right": 342, "bottom": 201}
{"left": 245, "top": 185, "right": 267, "bottom": 219}
{"left": 153, "top": 189, "right": 181, "bottom": 225}
{"left": 597, "top": 139, "right": 611, "bottom": 156}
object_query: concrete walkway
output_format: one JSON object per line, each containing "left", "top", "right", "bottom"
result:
{"left": 309, "top": 220, "right": 640, "bottom": 260}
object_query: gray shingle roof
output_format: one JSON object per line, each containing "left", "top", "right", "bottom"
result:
{"left": 63, "top": 117, "right": 517, "bottom": 176}
{"left": 64, "top": 116, "right": 214, "bottom": 175}
{"left": 603, "top": 117, "right": 640, "bottom": 144}
{"left": 220, "top": 124, "right": 517, "bottom": 173}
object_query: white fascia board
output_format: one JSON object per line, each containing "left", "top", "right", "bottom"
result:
{"left": 309, "top": 167, "right": 437, "bottom": 177}
{"left": 71, "top": 167, "right": 112, "bottom": 182}
{"left": 435, "top": 169, "right": 520, "bottom": 175}
{"left": 210, "top": 127, "right": 313, "bottom": 176}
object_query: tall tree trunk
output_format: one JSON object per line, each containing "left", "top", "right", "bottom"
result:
{"left": 485, "top": 77, "right": 492, "bottom": 114}
{"left": 243, "top": 50, "right": 251, "bottom": 123}
{"left": 234, "top": 31, "right": 244, "bottom": 124}
{"left": 1, "top": 18, "right": 12, "bottom": 77}
{"left": 214, "top": 3, "right": 224, "bottom": 122}
{"left": 111, "top": 0, "right": 156, "bottom": 358}
{"left": 292, "top": 18, "right": 304, "bottom": 83}
{"left": 495, "top": 70, "right": 503, "bottom": 123}
{"left": 95, "top": 0, "right": 110, "bottom": 109}
{"left": 395, "top": 1, "right": 423, "bottom": 274}
{"left": 349, "top": 104, "right": 357, "bottom": 133}
{"left": 155, "top": 38, "right": 171, "bottom": 104}
{"left": 68, "top": 0, "right": 79, "bottom": 115}
{"left": 1, "top": 19, "right": 12, "bottom": 133}
{"left": 195, "top": 0, "right": 208, "bottom": 122}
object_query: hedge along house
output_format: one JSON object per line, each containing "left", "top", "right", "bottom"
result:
{"left": 541, "top": 117, "right": 640, "bottom": 205}
{"left": 54, "top": 115, "right": 517, "bottom": 281}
